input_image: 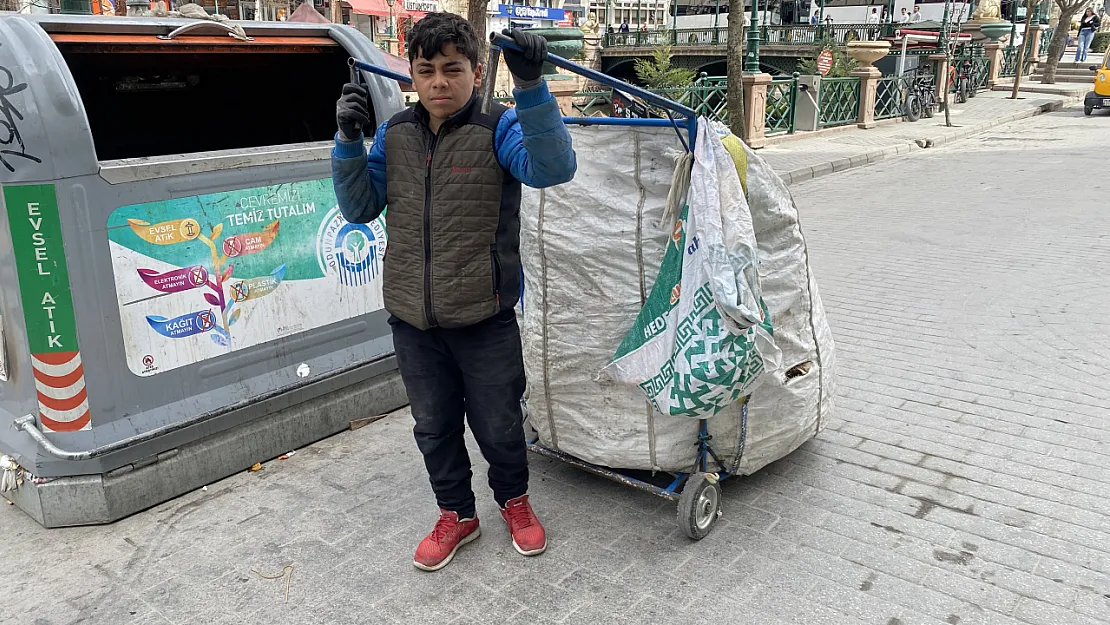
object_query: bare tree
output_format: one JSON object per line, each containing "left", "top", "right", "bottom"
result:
{"left": 726, "top": 11, "right": 747, "bottom": 140}
{"left": 469, "top": 0, "right": 488, "bottom": 57}
{"left": 941, "top": 8, "right": 968, "bottom": 127}
{"left": 1041, "top": 0, "right": 1087, "bottom": 83}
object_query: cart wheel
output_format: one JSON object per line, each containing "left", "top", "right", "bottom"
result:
{"left": 677, "top": 472, "right": 722, "bottom": 540}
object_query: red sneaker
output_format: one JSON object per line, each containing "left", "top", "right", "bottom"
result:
{"left": 413, "top": 509, "right": 481, "bottom": 572}
{"left": 500, "top": 495, "right": 547, "bottom": 556}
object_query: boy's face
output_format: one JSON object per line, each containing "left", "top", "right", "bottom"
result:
{"left": 411, "top": 43, "right": 483, "bottom": 124}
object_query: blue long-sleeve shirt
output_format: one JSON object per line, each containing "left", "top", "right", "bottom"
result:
{"left": 331, "top": 81, "right": 577, "bottom": 225}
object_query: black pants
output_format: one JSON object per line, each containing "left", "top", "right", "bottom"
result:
{"left": 390, "top": 309, "right": 528, "bottom": 520}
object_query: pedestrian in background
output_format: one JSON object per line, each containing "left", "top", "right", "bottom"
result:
{"left": 866, "top": 7, "right": 880, "bottom": 39}
{"left": 1076, "top": 8, "right": 1100, "bottom": 62}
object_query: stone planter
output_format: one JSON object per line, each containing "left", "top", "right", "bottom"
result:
{"left": 526, "top": 27, "right": 585, "bottom": 76}
{"left": 979, "top": 21, "right": 1013, "bottom": 42}
{"left": 846, "top": 40, "right": 891, "bottom": 67}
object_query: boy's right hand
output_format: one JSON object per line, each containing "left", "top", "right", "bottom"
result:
{"left": 336, "top": 82, "right": 370, "bottom": 142}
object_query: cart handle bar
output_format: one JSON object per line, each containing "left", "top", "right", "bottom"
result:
{"left": 348, "top": 46, "right": 698, "bottom": 151}
{"left": 488, "top": 32, "right": 697, "bottom": 119}
{"left": 349, "top": 57, "right": 413, "bottom": 86}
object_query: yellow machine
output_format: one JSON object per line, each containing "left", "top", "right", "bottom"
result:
{"left": 1084, "top": 48, "right": 1110, "bottom": 115}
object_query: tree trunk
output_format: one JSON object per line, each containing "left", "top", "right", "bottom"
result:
{"left": 468, "top": 0, "right": 489, "bottom": 58}
{"left": 1041, "top": 3, "right": 1084, "bottom": 83}
{"left": 943, "top": 54, "right": 952, "bottom": 126}
{"left": 726, "top": 12, "right": 747, "bottom": 140}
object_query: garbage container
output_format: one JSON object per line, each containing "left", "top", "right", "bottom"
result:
{"left": 0, "top": 14, "right": 407, "bottom": 527}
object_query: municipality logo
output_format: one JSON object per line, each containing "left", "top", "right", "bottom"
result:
{"left": 316, "top": 206, "right": 387, "bottom": 287}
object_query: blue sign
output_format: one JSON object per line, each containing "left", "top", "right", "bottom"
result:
{"left": 497, "top": 4, "right": 566, "bottom": 20}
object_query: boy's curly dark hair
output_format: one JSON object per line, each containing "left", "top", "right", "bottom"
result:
{"left": 406, "top": 12, "right": 480, "bottom": 69}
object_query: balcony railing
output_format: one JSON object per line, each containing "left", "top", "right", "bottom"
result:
{"left": 603, "top": 23, "right": 903, "bottom": 48}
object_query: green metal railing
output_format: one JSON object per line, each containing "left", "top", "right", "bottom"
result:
{"left": 818, "top": 77, "right": 861, "bottom": 127}
{"left": 999, "top": 46, "right": 1018, "bottom": 78}
{"left": 495, "top": 75, "right": 798, "bottom": 133}
{"left": 874, "top": 75, "right": 910, "bottom": 120}
{"left": 821, "top": 22, "right": 896, "bottom": 44}
{"left": 651, "top": 76, "right": 729, "bottom": 123}
{"left": 602, "top": 23, "right": 899, "bottom": 48}
{"left": 970, "top": 55, "right": 990, "bottom": 90}
{"left": 1000, "top": 31, "right": 1038, "bottom": 78}
{"left": 603, "top": 28, "right": 717, "bottom": 47}
{"left": 572, "top": 90, "right": 613, "bottom": 115}
{"left": 1038, "top": 26, "right": 1053, "bottom": 58}
{"left": 762, "top": 25, "right": 818, "bottom": 45}
{"left": 952, "top": 45, "right": 989, "bottom": 92}
{"left": 682, "top": 76, "right": 729, "bottom": 121}
{"left": 766, "top": 74, "right": 799, "bottom": 135}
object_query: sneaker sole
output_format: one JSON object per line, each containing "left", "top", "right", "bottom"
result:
{"left": 412, "top": 527, "right": 481, "bottom": 572}
{"left": 511, "top": 537, "right": 547, "bottom": 557}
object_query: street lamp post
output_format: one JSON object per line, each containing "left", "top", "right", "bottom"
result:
{"left": 714, "top": 0, "right": 721, "bottom": 43}
{"left": 745, "top": 0, "right": 761, "bottom": 71}
{"left": 386, "top": 0, "right": 396, "bottom": 37}
{"left": 1008, "top": 0, "right": 1018, "bottom": 49}
{"left": 817, "top": 0, "right": 825, "bottom": 38}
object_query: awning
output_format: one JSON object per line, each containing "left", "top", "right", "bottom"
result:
{"left": 346, "top": 0, "right": 407, "bottom": 18}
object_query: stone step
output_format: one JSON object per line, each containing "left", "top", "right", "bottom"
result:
{"left": 1032, "top": 69, "right": 1098, "bottom": 77}
{"left": 1030, "top": 77, "right": 1094, "bottom": 84}
{"left": 1030, "top": 71, "right": 1096, "bottom": 81}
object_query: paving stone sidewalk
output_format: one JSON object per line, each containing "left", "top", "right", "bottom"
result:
{"left": 757, "top": 87, "right": 1083, "bottom": 185}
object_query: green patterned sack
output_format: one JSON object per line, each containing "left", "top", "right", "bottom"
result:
{"left": 602, "top": 123, "right": 779, "bottom": 418}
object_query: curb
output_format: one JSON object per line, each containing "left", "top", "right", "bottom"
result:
{"left": 779, "top": 96, "right": 1079, "bottom": 186}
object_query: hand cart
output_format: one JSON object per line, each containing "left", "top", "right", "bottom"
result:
{"left": 350, "top": 32, "right": 735, "bottom": 540}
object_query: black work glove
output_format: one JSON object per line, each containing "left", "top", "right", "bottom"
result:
{"left": 336, "top": 82, "right": 370, "bottom": 143}
{"left": 502, "top": 28, "right": 547, "bottom": 89}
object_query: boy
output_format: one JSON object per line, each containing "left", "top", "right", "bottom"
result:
{"left": 331, "top": 15, "right": 576, "bottom": 572}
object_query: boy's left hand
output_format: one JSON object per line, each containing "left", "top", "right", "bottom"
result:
{"left": 502, "top": 28, "right": 547, "bottom": 86}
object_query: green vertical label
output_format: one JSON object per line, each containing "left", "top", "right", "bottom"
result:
{"left": 3, "top": 184, "right": 80, "bottom": 355}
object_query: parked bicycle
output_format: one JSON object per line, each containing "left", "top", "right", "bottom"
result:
{"left": 950, "top": 59, "right": 975, "bottom": 104}
{"left": 904, "top": 72, "right": 937, "bottom": 122}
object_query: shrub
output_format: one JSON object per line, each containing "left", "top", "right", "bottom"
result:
{"left": 1092, "top": 31, "right": 1110, "bottom": 54}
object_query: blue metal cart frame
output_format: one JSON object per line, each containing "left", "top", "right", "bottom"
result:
{"left": 350, "top": 32, "right": 733, "bottom": 540}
